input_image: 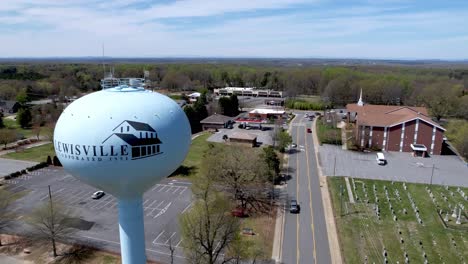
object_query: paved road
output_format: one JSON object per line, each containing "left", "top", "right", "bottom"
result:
{"left": 281, "top": 113, "right": 331, "bottom": 264}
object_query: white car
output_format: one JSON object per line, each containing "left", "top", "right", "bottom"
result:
{"left": 91, "top": 191, "right": 105, "bottom": 199}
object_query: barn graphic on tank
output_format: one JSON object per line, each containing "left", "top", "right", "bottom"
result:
{"left": 102, "top": 120, "right": 163, "bottom": 160}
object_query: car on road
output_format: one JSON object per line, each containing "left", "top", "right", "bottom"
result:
{"left": 91, "top": 191, "right": 105, "bottom": 199}
{"left": 290, "top": 143, "right": 297, "bottom": 148}
{"left": 289, "top": 199, "right": 300, "bottom": 214}
{"left": 376, "top": 152, "right": 387, "bottom": 165}
{"left": 307, "top": 128, "right": 312, "bottom": 133}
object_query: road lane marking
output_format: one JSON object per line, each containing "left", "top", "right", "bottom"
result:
{"left": 296, "top": 125, "right": 300, "bottom": 264}
{"left": 304, "top": 123, "right": 318, "bottom": 263}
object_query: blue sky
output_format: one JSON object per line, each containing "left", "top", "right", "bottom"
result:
{"left": 0, "top": 0, "right": 467, "bottom": 59}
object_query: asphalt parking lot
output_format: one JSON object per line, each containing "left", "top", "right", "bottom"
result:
{"left": 319, "top": 145, "right": 468, "bottom": 187}
{"left": 5, "top": 167, "right": 192, "bottom": 263}
{"left": 0, "top": 158, "right": 38, "bottom": 177}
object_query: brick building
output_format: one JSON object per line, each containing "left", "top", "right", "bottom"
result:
{"left": 346, "top": 93, "right": 445, "bottom": 155}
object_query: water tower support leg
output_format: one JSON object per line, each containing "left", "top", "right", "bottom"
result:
{"left": 118, "top": 197, "right": 147, "bottom": 264}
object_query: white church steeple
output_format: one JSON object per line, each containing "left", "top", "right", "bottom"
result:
{"left": 357, "top": 88, "right": 364, "bottom": 106}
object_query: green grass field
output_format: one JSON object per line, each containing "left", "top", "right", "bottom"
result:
{"left": 2, "top": 143, "right": 55, "bottom": 163}
{"left": 170, "top": 133, "right": 214, "bottom": 179}
{"left": 328, "top": 177, "right": 468, "bottom": 264}
{"left": 3, "top": 118, "right": 35, "bottom": 139}
{"left": 316, "top": 119, "right": 342, "bottom": 145}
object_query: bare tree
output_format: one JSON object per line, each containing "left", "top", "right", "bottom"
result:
{"left": 28, "top": 187, "right": 76, "bottom": 257}
{"left": 180, "top": 177, "right": 241, "bottom": 264}
{"left": 201, "top": 145, "right": 273, "bottom": 213}
{"left": 0, "top": 129, "right": 17, "bottom": 149}
{"left": 0, "top": 189, "right": 15, "bottom": 247}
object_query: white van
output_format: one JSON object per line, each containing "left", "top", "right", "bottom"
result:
{"left": 376, "top": 152, "right": 387, "bottom": 165}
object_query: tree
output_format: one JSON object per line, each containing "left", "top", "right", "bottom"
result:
{"left": 0, "top": 129, "right": 17, "bottom": 148}
{"left": 277, "top": 130, "right": 292, "bottom": 153}
{"left": 17, "top": 108, "right": 32, "bottom": 128}
{"left": 28, "top": 191, "right": 76, "bottom": 257}
{"left": 262, "top": 146, "right": 281, "bottom": 182}
{"left": 218, "top": 95, "right": 239, "bottom": 117}
{"left": 0, "top": 112, "right": 4, "bottom": 128}
{"left": 0, "top": 189, "right": 15, "bottom": 246}
{"left": 180, "top": 176, "right": 241, "bottom": 264}
{"left": 15, "top": 90, "right": 30, "bottom": 104}
{"left": 201, "top": 145, "right": 272, "bottom": 212}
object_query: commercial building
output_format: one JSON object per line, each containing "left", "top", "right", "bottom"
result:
{"left": 213, "top": 87, "right": 285, "bottom": 98}
{"left": 346, "top": 92, "right": 445, "bottom": 156}
{"left": 229, "top": 132, "right": 257, "bottom": 147}
{"left": 248, "top": 109, "right": 286, "bottom": 119}
{"left": 200, "top": 114, "right": 233, "bottom": 131}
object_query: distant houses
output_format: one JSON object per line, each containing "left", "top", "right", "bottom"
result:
{"left": 0, "top": 100, "right": 20, "bottom": 114}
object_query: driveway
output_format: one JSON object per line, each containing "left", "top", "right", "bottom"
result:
{"left": 319, "top": 145, "right": 468, "bottom": 187}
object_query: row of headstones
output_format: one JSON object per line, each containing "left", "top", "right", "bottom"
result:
{"left": 351, "top": 178, "right": 360, "bottom": 202}
{"left": 383, "top": 185, "right": 399, "bottom": 222}
{"left": 456, "top": 187, "right": 468, "bottom": 201}
{"left": 406, "top": 189, "right": 423, "bottom": 225}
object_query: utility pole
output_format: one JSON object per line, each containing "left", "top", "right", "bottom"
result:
{"left": 48, "top": 185, "right": 57, "bottom": 257}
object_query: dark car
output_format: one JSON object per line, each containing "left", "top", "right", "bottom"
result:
{"left": 290, "top": 200, "right": 300, "bottom": 214}
{"left": 307, "top": 128, "right": 312, "bottom": 133}
{"left": 91, "top": 191, "right": 105, "bottom": 199}
{"left": 231, "top": 207, "right": 248, "bottom": 217}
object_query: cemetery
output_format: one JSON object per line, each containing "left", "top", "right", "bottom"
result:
{"left": 328, "top": 177, "right": 468, "bottom": 263}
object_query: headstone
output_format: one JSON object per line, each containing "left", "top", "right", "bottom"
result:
{"left": 456, "top": 209, "right": 462, "bottom": 225}
{"left": 452, "top": 207, "right": 458, "bottom": 218}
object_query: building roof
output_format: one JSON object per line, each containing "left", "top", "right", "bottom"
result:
{"left": 229, "top": 132, "right": 257, "bottom": 141}
{"left": 200, "top": 114, "right": 232, "bottom": 124}
{"left": 114, "top": 133, "right": 162, "bottom": 146}
{"left": 249, "top": 108, "right": 285, "bottom": 115}
{"left": 346, "top": 104, "right": 444, "bottom": 130}
{"left": 113, "top": 120, "right": 156, "bottom": 132}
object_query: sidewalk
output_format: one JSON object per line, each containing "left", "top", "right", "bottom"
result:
{"left": 0, "top": 140, "right": 52, "bottom": 156}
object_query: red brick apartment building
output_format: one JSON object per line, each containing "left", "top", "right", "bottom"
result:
{"left": 346, "top": 102, "right": 445, "bottom": 156}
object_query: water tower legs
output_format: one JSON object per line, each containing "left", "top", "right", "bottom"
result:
{"left": 118, "top": 197, "right": 147, "bottom": 264}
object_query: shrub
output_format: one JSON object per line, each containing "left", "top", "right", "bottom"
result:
{"left": 53, "top": 156, "right": 62, "bottom": 166}
{"left": 46, "top": 156, "right": 52, "bottom": 165}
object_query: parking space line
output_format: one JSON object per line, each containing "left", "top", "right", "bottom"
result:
{"left": 175, "top": 239, "right": 183, "bottom": 247}
{"left": 155, "top": 200, "right": 165, "bottom": 209}
{"left": 179, "top": 187, "right": 187, "bottom": 195}
{"left": 165, "top": 186, "right": 174, "bottom": 193}
{"left": 90, "top": 195, "right": 114, "bottom": 209}
{"left": 153, "top": 231, "right": 165, "bottom": 244}
{"left": 9, "top": 184, "right": 25, "bottom": 192}
{"left": 171, "top": 186, "right": 181, "bottom": 194}
{"left": 182, "top": 202, "right": 193, "bottom": 213}
{"left": 40, "top": 188, "right": 64, "bottom": 201}
{"left": 151, "top": 184, "right": 161, "bottom": 192}
{"left": 143, "top": 199, "right": 150, "bottom": 206}
{"left": 146, "top": 199, "right": 159, "bottom": 209}
{"left": 158, "top": 185, "right": 167, "bottom": 192}
{"left": 99, "top": 198, "right": 116, "bottom": 210}
{"left": 65, "top": 189, "right": 89, "bottom": 204}
{"left": 164, "top": 232, "right": 177, "bottom": 245}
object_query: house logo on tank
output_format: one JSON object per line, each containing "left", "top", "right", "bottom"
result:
{"left": 54, "top": 120, "right": 163, "bottom": 162}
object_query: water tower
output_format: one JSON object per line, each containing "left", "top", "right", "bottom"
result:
{"left": 54, "top": 86, "right": 191, "bottom": 263}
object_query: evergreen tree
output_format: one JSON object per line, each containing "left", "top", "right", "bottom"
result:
{"left": 17, "top": 108, "right": 32, "bottom": 128}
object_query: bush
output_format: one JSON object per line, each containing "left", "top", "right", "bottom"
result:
{"left": 53, "top": 156, "right": 62, "bottom": 166}
{"left": 46, "top": 156, "right": 52, "bottom": 165}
